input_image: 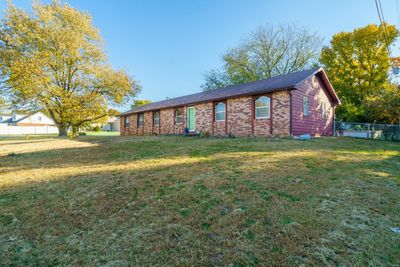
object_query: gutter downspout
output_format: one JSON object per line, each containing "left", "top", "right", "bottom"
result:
{"left": 287, "top": 88, "right": 293, "bottom": 137}
{"left": 332, "top": 105, "right": 337, "bottom": 136}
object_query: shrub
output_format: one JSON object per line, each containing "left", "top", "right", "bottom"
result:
{"left": 199, "top": 131, "right": 210, "bottom": 138}
{"left": 93, "top": 125, "right": 101, "bottom": 132}
{"left": 79, "top": 132, "right": 87, "bottom": 136}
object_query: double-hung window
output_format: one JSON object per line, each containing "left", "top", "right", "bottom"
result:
{"left": 124, "top": 116, "right": 129, "bottom": 128}
{"left": 255, "top": 96, "right": 270, "bottom": 119}
{"left": 321, "top": 102, "right": 326, "bottom": 119}
{"left": 138, "top": 113, "right": 144, "bottom": 127}
{"left": 303, "top": 96, "right": 309, "bottom": 116}
{"left": 175, "top": 109, "right": 183, "bottom": 124}
{"left": 215, "top": 102, "right": 226, "bottom": 121}
{"left": 153, "top": 111, "right": 160, "bottom": 126}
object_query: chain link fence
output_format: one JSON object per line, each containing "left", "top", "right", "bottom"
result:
{"left": 335, "top": 121, "right": 400, "bottom": 141}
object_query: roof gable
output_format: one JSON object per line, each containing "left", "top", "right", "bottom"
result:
{"left": 14, "top": 111, "right": 53, "bottom": 124}
{"left": 314, "top": 69, "right": 341, "bottom": 105}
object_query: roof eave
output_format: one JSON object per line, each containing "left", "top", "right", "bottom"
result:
{"left": 294, "top": 67, "right": 341, "bottom": 106}
{"left": 118, "top": 87, "right": 295, "bottom": 116}
{"left": 317, "top": 68, "right": 340, "bottom": 105}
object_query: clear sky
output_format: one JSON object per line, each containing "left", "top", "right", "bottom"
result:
{"left": 1, "top": 0, "right": 399, "bottom": 112}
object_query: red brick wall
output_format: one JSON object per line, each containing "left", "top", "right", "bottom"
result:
{"left": 123, "top": 114, "right": 137, "bottom": 136}
{"left": 272, "top": 91, "right": 291, "bottom": 136}
{"left": 160, "top": 109, "right": 174, "bottom": 134}
{"left": 195, "top": 103, "right": 213, "bottom": 134}
{"left": 227, "top": 97, "right": 252, "bottom": 137}
{"left": 292, "top": 74, "right": 334, "bottom": 136}
{"left": 254, "top": 118, "right": 271, "bottom": 137}
{"left": 143, "top": 112, "right": 153, "bottom": 135}
{"left": 120, "top": 91, "right": 291, "bottom": 137}
{"left": 120, "top": 117, "right": 125, "bottom": 136}
{"left": 213, "top": 121, "right": 226, "bottom": 136}
{"left": 153, "top": 125, "right": 160, "bottom": 135}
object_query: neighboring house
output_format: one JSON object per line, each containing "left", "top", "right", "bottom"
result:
{"left": 100, "top": 116, "right": 120, "bottom": 132}
{"left": 0, "top": 113, "right": 24, "bottom": 124}
{"left": 0, "top": 111, "right": 55, "bottom": 126}
{"left": 119, "top": 68, "right": 340, "bottom": 137}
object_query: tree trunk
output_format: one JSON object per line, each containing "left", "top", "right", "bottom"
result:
{"left": 57, "top": 124, "right": 68, "bottom": 137}
{"left": 71, "top": 125, "right": 79, "bottom": 139}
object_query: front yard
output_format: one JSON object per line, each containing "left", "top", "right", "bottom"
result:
{"left": 0, "top": 135, "right": 399, "bottom": 266}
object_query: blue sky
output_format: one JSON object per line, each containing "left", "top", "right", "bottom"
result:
{"left": 1, "top": 0, "right": 399, "bottom": 111}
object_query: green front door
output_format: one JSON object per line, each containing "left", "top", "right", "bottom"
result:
{"left": 187, "top": 106, "right": 195, "bottom": 131}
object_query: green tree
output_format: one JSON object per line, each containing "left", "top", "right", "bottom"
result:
{"left": 202, "top": 24, "right": 322, "bottom": 91}
{"left": 320, "top": 23, "right": 399, "bottom": 123}
{"left": 0, "top": 1, "right": 140, "bottom": 136}
{"left": 365, "top": 83, "right": 400, "bottom": 124}
{"left": 0, "top": 97, "right": 6, "bottom": 112}
{"left": 131, "top": 99, "right": 152, "bottom": 109}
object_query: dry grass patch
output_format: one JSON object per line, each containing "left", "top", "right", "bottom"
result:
{"left": 0, "top": 136, "right": 399, "bottom": 266}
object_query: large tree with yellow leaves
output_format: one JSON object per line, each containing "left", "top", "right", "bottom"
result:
{"left": 0, "top": 1, "right": 140, "bottom": 136}
{"left": 320, "top": 24, "right": 399, "bottom": 123}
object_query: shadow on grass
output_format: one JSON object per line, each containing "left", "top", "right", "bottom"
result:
{"left": 1, "top": 136, "right": 399, "bottom": 175}
{"left": 0, "top": 139, "right": 60, "bottom": 147}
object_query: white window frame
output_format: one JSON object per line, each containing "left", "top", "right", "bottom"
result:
{"left": 175, "top": 109, "right": 183, "bottom": 124}
{"left": 215, "top": 102, "right": 226, "bottom": 121}
{"left": 255, "top": 96, "right": 270, "bottom": 119}
{"left": 321, "top": 102, "right": 326, "bottom": 119}
{"left": 138, "top": 113, "right": 144, "bottom": 127}
{"left": 303, "top": 96, "right": 309, "bottom": 116}
{"left": 124, "top": 116, "right": 129, "bottom": 128}
{"left": 153, "top": 111, "right": 160, "bottom": 126}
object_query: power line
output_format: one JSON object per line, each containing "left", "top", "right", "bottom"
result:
{"left": 374, "top": 0, "right": 393, "bottom": 59}
{"left": 378, "top": 0, "right": 386, "bottom": 22}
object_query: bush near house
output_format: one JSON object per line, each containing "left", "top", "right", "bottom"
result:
{"left": 0, "top": 136, "right": 399, "bottom": 266}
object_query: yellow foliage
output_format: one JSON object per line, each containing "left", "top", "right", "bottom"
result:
{"left": 0, "top": 0, "right": 140, "bottom": 135}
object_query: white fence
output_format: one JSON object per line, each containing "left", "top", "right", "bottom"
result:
{"left": 0, "top": 124, "right": 59, "bottom": 135}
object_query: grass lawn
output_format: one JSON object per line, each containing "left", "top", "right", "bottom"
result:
{"left": 0, "top": 135, "right": 399, "bottom": 266}
{"left": 84, "top": 131, "right": 120, "bottom": 136}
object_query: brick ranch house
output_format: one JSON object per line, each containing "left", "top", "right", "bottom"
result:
{"left": 120, "top": 68, "right": 340, "bottom": 137}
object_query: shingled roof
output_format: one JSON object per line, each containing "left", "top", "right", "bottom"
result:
{"left": 120, "top": 67, "right": 337, "bottom": 116}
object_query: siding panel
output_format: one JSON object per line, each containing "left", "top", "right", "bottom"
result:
{"left": 292, "top": 75, "right": 334, "bottom": 136}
